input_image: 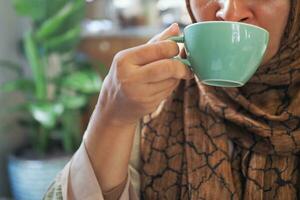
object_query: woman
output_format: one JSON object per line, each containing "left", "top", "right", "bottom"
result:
{"left": 45, "top": 0, "right": 300, "bottom": 199}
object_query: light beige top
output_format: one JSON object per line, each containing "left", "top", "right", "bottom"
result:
{"left": 44, "top": 127, "right": 142, "bottom": 200}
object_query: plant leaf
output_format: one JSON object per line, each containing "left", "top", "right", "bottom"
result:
{"left": 62, "top": 70, "right": 102, "bottom": 93}
{"left": 43, "top": 25, "right": 81, "bottom": 53}
{"left": 29, "top": 102, "right": 64, "bottom": 128}
{"left": 45, "top": 0, "right": 69, "bottom": 19}
{"left": 11, "top": 0, "right": 47, "bottom": 21}
{"left": 60, "top": 94, "right": 87, "bottom": 110}
{"left": 53, "top": 0, "right": 85, "bottom": 36}
{"left": 35, "top": 0, "right": 85, "bottom": 41}
{"left": 0, "top": 79, "right": 34, "bottom": 93}
{"left": 24, "top": 31, "right": 47, "bottom": 101}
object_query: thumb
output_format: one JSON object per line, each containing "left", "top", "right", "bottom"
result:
{"left": 148, "top": 23, "right": 180, "bottom": 44}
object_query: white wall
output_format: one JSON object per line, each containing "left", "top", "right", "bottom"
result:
{"left": 0, "top": 0, "right": 23, "bottom": 64}
{"left": 0, "top": 0, "right": 27, "bottom": 197}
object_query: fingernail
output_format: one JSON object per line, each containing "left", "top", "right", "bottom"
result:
{"left": 170, "top": 23, "right": 179, "bottom": 32}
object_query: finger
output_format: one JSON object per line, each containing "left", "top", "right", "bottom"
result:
{"left": 146, "top": 78, "right": 179, "bottom": 95}
{"left": 147, "top": 79, "right": 180, "bottom": 103}
{"left": 124, "top": 78, "right": 178, "bottom": 103}
{"left": 124, "top": 40, "right": 179, "bottom": 65}
{"left": 132, "top": 59, "right": 193, "bottom": 83}
{"left": 148, "top": 23, "right": 180, "bottom": 44}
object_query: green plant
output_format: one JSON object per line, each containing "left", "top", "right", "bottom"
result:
{"left": 0, "top": 0, "right": 106, "bottom": 155}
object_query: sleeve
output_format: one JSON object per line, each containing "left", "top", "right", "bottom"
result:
{"left": 102, "top": 178, "right": 128, "bottom": 200}
{"left": 44, "top": 136, "right": 140, "bottom": 200}
{"left": 43, "top": 172, "right": 64, "bottom": 200}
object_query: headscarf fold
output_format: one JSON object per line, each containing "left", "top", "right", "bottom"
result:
{"left": 141, "top": 0, "right": 300, "bottom": 199}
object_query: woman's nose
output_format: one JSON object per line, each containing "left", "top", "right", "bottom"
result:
{"left": 216, "top": 0, "right": 254, "bottom": 22}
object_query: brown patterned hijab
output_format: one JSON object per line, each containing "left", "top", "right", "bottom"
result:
{"left": 141, "top": 0, "right": 300, "bottom": 199}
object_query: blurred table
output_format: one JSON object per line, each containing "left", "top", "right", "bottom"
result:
{"left": 79, "top": 25, "right": 163, "bottom": 68}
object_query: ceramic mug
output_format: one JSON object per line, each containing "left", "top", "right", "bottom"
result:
{"left": 170, "top": 21, "right": 269, "bottom": 87}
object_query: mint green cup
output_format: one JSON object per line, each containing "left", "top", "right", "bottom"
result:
{"left": 170, "top": 21, "right": 269, "bottom": 87}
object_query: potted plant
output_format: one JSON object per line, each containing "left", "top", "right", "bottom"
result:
{"left": 0, "top": 0, "right": 105, "bottom": 199}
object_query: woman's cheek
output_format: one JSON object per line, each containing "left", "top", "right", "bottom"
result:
{"left": 255, "top": 2, "right": 290, "bottom": 63}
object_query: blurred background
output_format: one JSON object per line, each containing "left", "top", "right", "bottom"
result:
{"left": 0, "top": 0, "right": 190, "bottom": 199}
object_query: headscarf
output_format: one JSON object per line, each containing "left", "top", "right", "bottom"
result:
{"left": 140, "top": 0, "right": 300, "bottom": 199}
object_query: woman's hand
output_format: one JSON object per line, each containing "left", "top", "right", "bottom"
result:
{"left": 98, "top": 23, "right": 192, "bottom": 127}
{"left": 84, "top": 23, "right": 192, "bottom": 192}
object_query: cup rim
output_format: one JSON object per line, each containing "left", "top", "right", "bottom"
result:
{"left": 202, "top": 79, "right": 244, "bottom": 87}
{"left": 185, "top": 21, "right": 269, "bottom": 34}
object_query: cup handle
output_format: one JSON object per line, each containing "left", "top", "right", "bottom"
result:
{"left": 168, "top": 36, "right": 191, "bottom": 67}
{"left": 169, "top": 35, "right": 184, "bottom": 43}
